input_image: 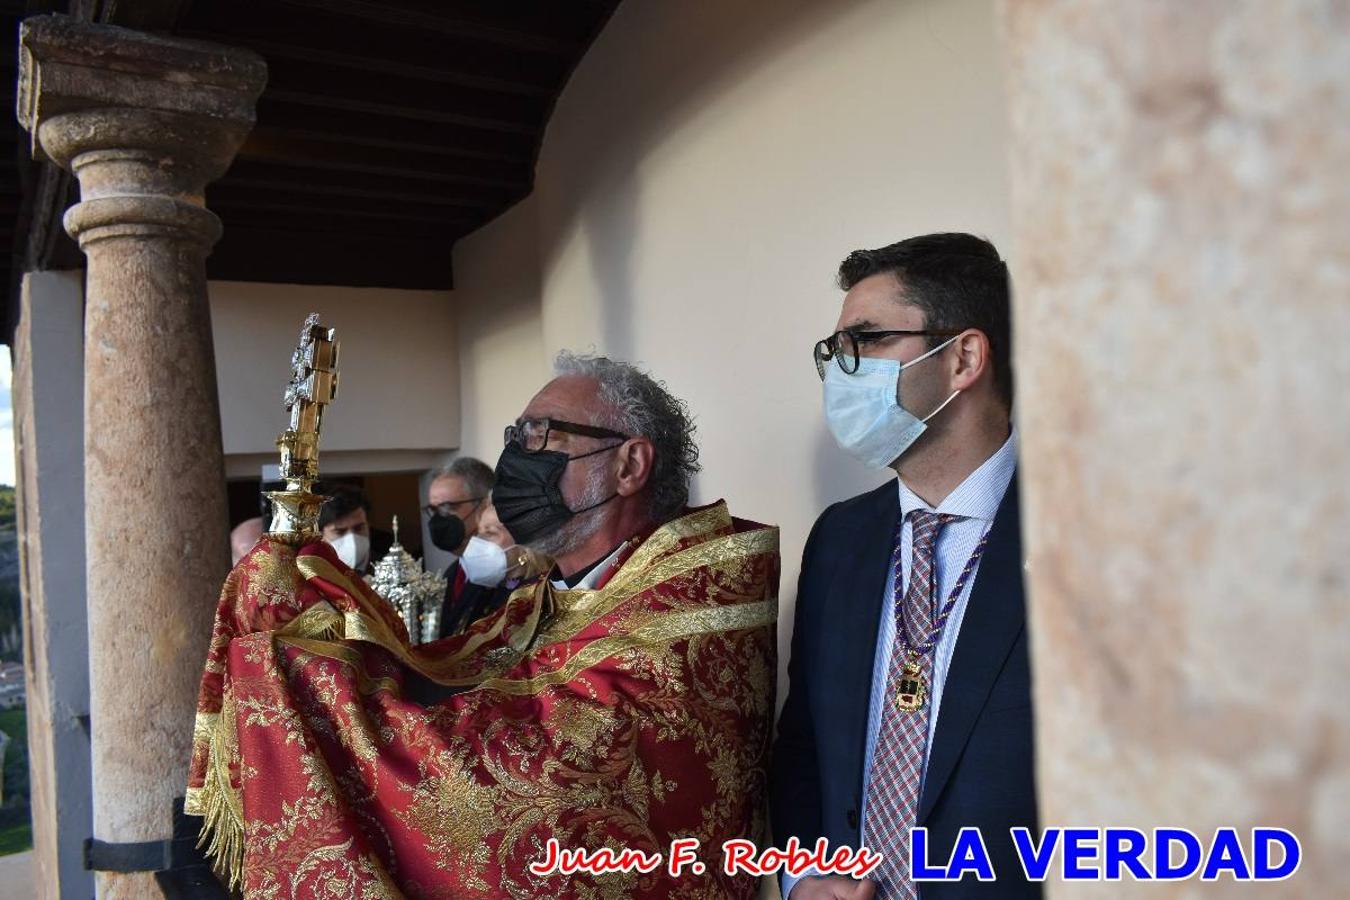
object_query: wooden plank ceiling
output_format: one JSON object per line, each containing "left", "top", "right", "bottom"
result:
{"left": 0, "top": 0, "right": 620, "bottom": 336}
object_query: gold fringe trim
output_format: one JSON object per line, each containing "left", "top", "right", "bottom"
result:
{"left": 194, "top": 691, "right": 247, "bottom": 890}
{"left": 192, "top": 606, "right": 347, "bottom": 890}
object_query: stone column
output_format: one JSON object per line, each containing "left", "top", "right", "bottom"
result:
{"left": 1001, "top": 1, "right": 1349, "bottom": 896}
{"left": 16, "top": 16, "right": 265, "bottom": 898}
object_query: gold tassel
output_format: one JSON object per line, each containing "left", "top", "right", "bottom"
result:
{"left": 191, "top": 609, "right": 348, "bottom": 892}
{"left": 194, "top": 692, "right": 247, "bottom": 890}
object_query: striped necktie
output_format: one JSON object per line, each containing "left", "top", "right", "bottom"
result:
{"left": 865, "top": 509, "right": 960, "bottom": 898}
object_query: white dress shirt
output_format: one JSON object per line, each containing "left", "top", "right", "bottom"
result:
{"left": 550, "top": 541, "right": 628, "bottom": 591}
{"left": 783, "top": 429, "right": 1016, "bottom": 899}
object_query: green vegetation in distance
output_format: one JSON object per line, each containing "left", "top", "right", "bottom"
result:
{"left": 0, "top": 485, "right": 19, "bottom": 664}
{"left": 0, "top": 488, "right": 28, "bottom": 856}
{"left": 0, "top": 705, "right": 30, "bottom": 857}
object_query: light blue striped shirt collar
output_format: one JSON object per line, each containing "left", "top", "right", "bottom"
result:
{"left": 896, "top": 425, "right": 1018, "bottom": 523}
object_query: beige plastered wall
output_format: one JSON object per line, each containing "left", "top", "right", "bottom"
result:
{"left": 208, "top": 280, "right": 459, "bottom": 478}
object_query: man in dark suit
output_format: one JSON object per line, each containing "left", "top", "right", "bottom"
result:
{"left": 771, "top": 234, "right": 1038, "bottom": 900}
{"left": 423, "top": 457, "right": 502, "bottom": 637}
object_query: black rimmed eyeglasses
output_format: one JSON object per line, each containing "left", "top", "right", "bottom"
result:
{"left": 813, "top": 329, "right": 963, "bottom": 380}
{"left": 422, "top": 497, "right": 484, "bottom": 518}
{"left": 504, "top": 416, "right": 630, "bottom": 453}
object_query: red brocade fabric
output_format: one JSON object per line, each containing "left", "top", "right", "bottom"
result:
{"left": 186, "top": 502, "right": 779, "bottom": 899}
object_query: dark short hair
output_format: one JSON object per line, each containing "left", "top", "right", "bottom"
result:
{"left": 317, "top": 483, "right": 371, "bottom": 530}
{"left": 429, "top": 457, "right": 494, "bottom": 500}
{"left": 838, "top": 233, "right": 1012, "bottom": 409}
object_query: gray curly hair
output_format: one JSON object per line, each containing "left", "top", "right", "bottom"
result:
{"left": 554, "top": 351, "right": 700, "bottom": 521}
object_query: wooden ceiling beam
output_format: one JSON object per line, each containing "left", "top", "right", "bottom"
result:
{"left": 209, "top": 186, "right": 484, "bottom": 226}
{"left": 216, "top": 161, "right": 516, "bottom": 210}
{"left": 95, "top": 0, "right": 192, "bottom": 30}
{"left": 175, "top": 4, "right": 568, "bottom": 96}
{"left": 212, "top": 206, "right": 479, "bottom": 237}
{"left": 217, "top": 224, "right": 468, "bottom": 248}
{"left": 263, "top": 58, "right": 546, "bottom": 134}
{"left": 199, "top": 39, "right": 555, "bottom": 99}
{"left": 207, "top": 228, "right": 458, "bottom": 290}
{"left": 250, "top": 99, "right": 536, "bottom": 163}
{"left": 278, "top": 0, "right": 593, "bottom": 56}
{"left": 236, "top": 131, "right": 532, "bottom": 190}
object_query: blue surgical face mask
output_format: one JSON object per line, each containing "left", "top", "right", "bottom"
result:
{"left": 822, "top": 335, "right": 961, "bottom": 468}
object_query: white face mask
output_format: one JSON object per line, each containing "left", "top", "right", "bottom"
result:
{"left": 822, "top": 335, "right": 961, "bottom": 468}
{"left": 328, "top": 532, "right": 370, "bottom": 572}
{"left": 460, "top": 535, "right": 510, "bottom": 588}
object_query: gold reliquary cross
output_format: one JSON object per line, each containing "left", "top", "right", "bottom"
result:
{"left": 267, "top": 313, "right": 340, "bottom": 539}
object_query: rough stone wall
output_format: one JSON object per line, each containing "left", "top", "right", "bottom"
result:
{"left": 1001, "top": 0, "right": 1350, "bottom": 894}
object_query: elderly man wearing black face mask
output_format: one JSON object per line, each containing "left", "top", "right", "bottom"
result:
{"left": 187, "top": 351, "right": 780, "bottom": 898}
{"left": 425, "top": 350, "right": 779, "bottom": 896}
{"left": 423, "top": 457, "right": 494, "bottom": 636}
{"left": 493, "top": 353, "right": 708, "bottom": 591}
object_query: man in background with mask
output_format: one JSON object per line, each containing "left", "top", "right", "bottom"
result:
{"left": 771, "top": 234, "right": 1038, "bottom": 900}
{"left": 441, "top": 501, "right": 545, "bottom": 635}
{"left": 423, "top": 457, "right": 495, "bottom": 635}
{"left": 319, "top": 483, "right": 375, "bottom": 574}
{"left": 189, "top": 351, "right": 779, "bottom": 898}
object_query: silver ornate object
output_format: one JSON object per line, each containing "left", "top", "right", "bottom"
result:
{"left": 366, "top": 516, "right": 447, "bottom": 645}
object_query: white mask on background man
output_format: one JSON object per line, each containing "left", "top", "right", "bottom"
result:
{"left": 460, "top": 536, "right": 510, "bottom": 588}
{"left": 329, "top": 532, "right": 371, "bottom": 572}
{"left": 822, "top": 335, "right": 961, "bottom": 469}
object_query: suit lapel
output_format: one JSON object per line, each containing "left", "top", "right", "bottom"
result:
{"left": 917, "top": 474, "right": 1025, "bottom": 824}
{"left": 831, "top": 481, "right": 900, "bottom": 807}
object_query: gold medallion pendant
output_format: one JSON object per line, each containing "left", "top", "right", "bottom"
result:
{"left": 895, "top": 655, "right": 927, "bottom": 712}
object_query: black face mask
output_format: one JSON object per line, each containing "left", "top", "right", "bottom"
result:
{"left": 428, "top": 512, "right": 466, "bottom": 553}
{"left": 493, "top": 442, "right": 618, "bottom": 546}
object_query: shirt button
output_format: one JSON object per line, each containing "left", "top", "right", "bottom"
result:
{"left": 847, "top": 809, "right": 859, "bottom": 829}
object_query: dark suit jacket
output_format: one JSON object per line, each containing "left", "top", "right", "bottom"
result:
{"left": 439, "top": 561, "right": 511, "bottom": 638}
{"left": 770, "top": 475, "right": 1039, "bottom": 898}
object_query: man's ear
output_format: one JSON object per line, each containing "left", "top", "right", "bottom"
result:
{"left": 950, "top": 329, "right": 990, "bottom": 392}
{"left": 614, "top": 438, "right": 655, "bottom": 497}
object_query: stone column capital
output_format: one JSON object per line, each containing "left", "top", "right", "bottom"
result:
{"left": 18, "top": 14, "right": 266, "bottom": 169}
{"left": 17, "top": 15, "right": 266, "bottom": 248}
